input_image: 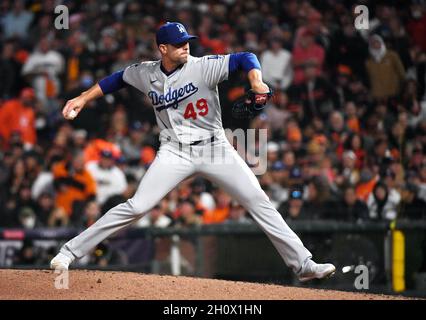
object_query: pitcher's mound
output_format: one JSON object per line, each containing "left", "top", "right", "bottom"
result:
{"left": 0, "top": 269, "right": 407, "bottom": 300}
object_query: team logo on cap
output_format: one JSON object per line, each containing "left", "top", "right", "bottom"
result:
{"left": 177, "top": 24, "right": 186, "bottom": 33}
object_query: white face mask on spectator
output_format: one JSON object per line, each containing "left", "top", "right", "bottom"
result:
{"left": 369, "top": 35, "right": 387, "bottom": 63}
{"left": 21, "top": 215, "right": 36, "bottom": 229}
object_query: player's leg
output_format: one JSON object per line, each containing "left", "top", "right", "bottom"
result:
{"left": 198, "top": 139, "right": 334, "bottom": 279}
{"left": 53, "top": 143, "right": 195, "bottom": 267}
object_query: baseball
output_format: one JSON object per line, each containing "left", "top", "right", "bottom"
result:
{"left": 68, "top": 109, "right": 77, "bottom": 119}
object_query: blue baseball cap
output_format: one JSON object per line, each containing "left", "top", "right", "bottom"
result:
{"left": 290, "top": 189, "right": 303, "bottom": 200}
{"left": 100, "top": 149, "right": 113, "bottom": 159}
{"left": 271, "top": 161, "right": 286, "bottom": 171}
{"left": 156, "top": 22, "right": 197, "bottom": 46}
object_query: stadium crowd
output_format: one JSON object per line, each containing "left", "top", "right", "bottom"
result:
{"left": 0, "top": 0, "right": 425, "bottom": 244}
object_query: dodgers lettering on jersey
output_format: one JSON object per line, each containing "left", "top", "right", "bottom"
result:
{"left": 148, "top": 82, "right": 198, "bottom": 111}
{"left": 122, "top": 55, "right": 230, "bottom": 144}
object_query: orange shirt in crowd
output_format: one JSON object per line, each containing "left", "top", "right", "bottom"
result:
{"left": 52, "top": 161, "right": 97, "bottom": 216}
{"left": 0, "top": 99, "right": 36, "bottom": 146}
{"left": 356, "top": 176, "right": 378, "bottom": 202}
{"left": 140, "top": 146, "right": 156, "bottom": 165}
{"left": 83, "top": 139, "right": 122, "bottom": 163}
{"left": 346, "top": 118, "right": 360, "bottom": 133}
{"left": 203, "top": 207, "right": 230, "bottom": 224}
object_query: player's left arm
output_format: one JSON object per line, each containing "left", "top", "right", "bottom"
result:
{"left": 229, "top": 53, "right": 273, "bottom": 119}
{"left": 229, "top": 52, "right": 270, "bottom": 93}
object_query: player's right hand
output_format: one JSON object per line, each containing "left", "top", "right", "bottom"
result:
{"left": 62, "top": 95, "right": 87, "bottom": 120}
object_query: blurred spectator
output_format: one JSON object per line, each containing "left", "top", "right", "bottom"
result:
{"left": 292, "top": 29, "right": 325, "bottom": 85}
{"left": 263, "top": 91, "right": 291, "bottom": 134}
{"left": 290, "top": 61, "right": 337, "bottom": 122}
{"left": 108, "top": 107, "right": 128, "bottom": 141}
{"left": 327, "top": 19, "right": 368, "bottom": 81}
{"left": 5, "top": 159, "right": 27, "bottom": 199}
{"left": 263, "top": 167, "right": 287, "bottom": 208}
{"left": 226, "top": 201, "right": 252, "bottom": 224}
{"left": 374, "top": 102, "right": 397, "bottom": 133}
{"left": 398, "top": 183, "right": 426, "bottom": 220}
{"left": 285, "top": 118, "right": 304, "bottom": 156}
{"left": 47, "top": 207, "right": 69, "bottom": 228}
{"left": 52, "top": 151, "right": 96, "bottom": 216}
{"left": 190, "top": 177, "right": 215, "bottom": 211}
{"left": 14, "top": 240, "right": 37, "bottom": 265}
{"left": 17, "top": 206, "right": 39, "bottom": 229}
{"left": 119, "top": 121, "right": 144, "bottom": 163}
{"left": 22, "top": 37, "right": 64, "bottom": 104}
{"left": 344, "top": 133, "right": 366, "bottom": 169}
{"left": 96, "top": 27, "right": 120, "bottom": 74}
{"left": 35, "top": 192, "right": 55, "bottom": 226}
{"left": 1, "top": 0, "right": 33, "bottom": 40}
{"left": 266, "top": 142, "right": 280, "bottom": 166}
{"left": 335, "top": 150, "right": 360, "bottom": 188}
{"left": 30, "top": 14, "right": 54, "bottom": 51}
{"left": 0, "top": 150, "right": 14, "bottom": 198}
{"left": 326, "top": 111, "right": 351, "bottom": 157}
{"left": 62, "top": 33, "right": 96, "bottom": 90}
{"left": 344, "top": 101, "right": 361, "bottom": 134}
{"left": 303, "top": 176, "right": 336, "bottom": 219}
{"left": 260, "top": 38, "right": 293, "bottom": 90}
{"left": 0, "top": 87, "right": 37, "bottom": 148}
{"left": 288, "top": 166, "right": 304, "bottom": 188}
{"left": 86, "top": 150, "right": 127, "bottom": 205}
{"left": 175, "top": 200, "right": 202, "bottom": 227}
{"left": 367, "top": 181, "right": 401, "bottom": 220}
{"left": 73, "top": 200, "right": 101, "bottom": 228}
{"left": 1, "top": 196, "right": 18, "bottom": 227}
{"left": 279, "top": 187, "right": 312, "bottom": 220}
{"left": 31, "top": 160, "right": 56, "bottom": 201}
{"left": 83, "top": 138, "right": 122, "bottom": 163}
{"left": 402, "top": 79, "right": 426, "bottom": 128}
{"left": 89, "top": 241, "right": 128, "bottom": 267}
{"left": 136, "top": 200, "right": 172, "bottom": 228}
{"left": 16, "top": 181, "right": 37, "bottom": 214}
{"left": 370, "top": 138, "right": 394, "bottom": 176}
{"left": 387, "top": 16, "right": 413, "bottom": 70}
{"left": 23, "top": 150, "right": 42, "bottom": 182}
{"left": 328, "top": 186, "right": 369, "bottom": 221}
{"left": 0, "top": 41, "right": 20, "bottom": 98}
{"left": 406, "top": 1, "right": 426, "bottom": 53}
{"left": 411, "top": 163, "right": 426, "bottom": 202}
{"left": 365, "top": 34, "right": 405, "bottom": 100}
{"left": 203, "top": 189, "right": 231, "bottom": 224}
{"left": 71, "top": 129, "right": 88, "bottom": 149}
{"left": 121, "top": 173, "right": 139, "bottom": 199}
{"left": 333, "top": 66, "right": 370, "bottom": 110}
{"left": 356, "top": 168, "right": 379, "bottom": 202}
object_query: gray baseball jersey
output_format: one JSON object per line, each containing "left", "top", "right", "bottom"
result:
{"left": 123, "top": 55, "right": 230, "bottom": 144}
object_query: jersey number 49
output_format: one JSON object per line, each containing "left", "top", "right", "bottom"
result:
{"left": 183, "top": 98, "right": 208, "bottom": 120}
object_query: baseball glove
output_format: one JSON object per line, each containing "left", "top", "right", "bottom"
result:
{"left": 231, "top": 89, "right": 273, "bottom": 119}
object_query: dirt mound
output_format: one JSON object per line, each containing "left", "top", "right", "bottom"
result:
{"left": 0, "top": 269, "right": 407, "bottom": 300}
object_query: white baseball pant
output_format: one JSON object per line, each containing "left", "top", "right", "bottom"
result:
{"left": 60, "top": 131, "right": 312, "bottom": 274}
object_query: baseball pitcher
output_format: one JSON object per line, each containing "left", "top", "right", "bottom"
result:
{"left": 51, "top": 22, "right": 335, "bottom": 282}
